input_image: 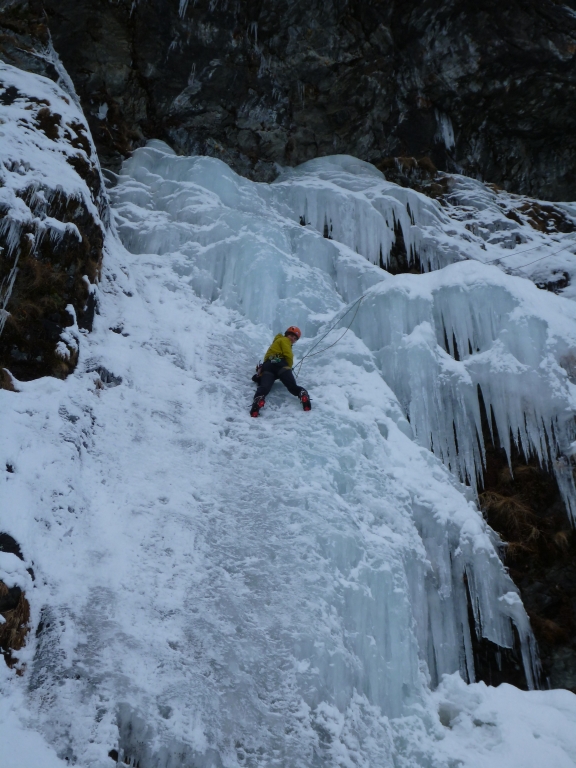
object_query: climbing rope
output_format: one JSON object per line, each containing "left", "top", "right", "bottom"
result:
{"left": 294, "top": 236, "right": 574, "bottom": 379}
{"left": 484, "top": 238, "right": 576, "bottom": 266}
{"left": 294, "top": 293, "right": 366, "bottom": 378}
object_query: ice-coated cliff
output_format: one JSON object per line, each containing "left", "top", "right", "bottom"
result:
{"left": 2, "top": 131, "right": 576, "bottom": 767}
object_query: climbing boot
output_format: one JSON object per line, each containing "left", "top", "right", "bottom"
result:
{"left": 250, "top": 395, "right": 265, "bottom": 417}
{"left": 299, "top": 389, "right": 312, "bottom": 411}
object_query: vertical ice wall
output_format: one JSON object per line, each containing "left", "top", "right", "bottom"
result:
{"left": 352, "top": 269, "right": 576, "bottom": 517}
{"left": 112, "top": 142, "right": 554, "bottom": 697}
{"left": 116, "top": 144, "right": 576, "bottom": 518}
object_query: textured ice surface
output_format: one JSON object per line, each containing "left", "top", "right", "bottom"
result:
{"left": 116, "top": 144, "right": 576, "bottom": 515}
{"left": 2, "top": 143, "right": 576, "bottom": 766}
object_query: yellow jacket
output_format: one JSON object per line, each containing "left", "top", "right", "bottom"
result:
{"left": 264, "top": 334, "right": 293, "bottom": 368}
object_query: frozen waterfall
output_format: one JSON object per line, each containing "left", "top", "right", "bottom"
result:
{"left": 116, "top": 144, "right": 576, "bottom": 515}
{"left": 2, "top": 141, "right": 576, "bottom": 767}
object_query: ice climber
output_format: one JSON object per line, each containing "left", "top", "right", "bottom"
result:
{"left": 250, "top": 326, "right": 311, "bottom": 417}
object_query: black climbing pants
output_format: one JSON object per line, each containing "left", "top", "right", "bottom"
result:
{"left": 254, "top": 359, "right": 303, "bottom": 399}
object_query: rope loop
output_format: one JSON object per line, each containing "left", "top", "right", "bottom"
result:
{"left": 294, "top": 293, "right": 366, "bottom": 378}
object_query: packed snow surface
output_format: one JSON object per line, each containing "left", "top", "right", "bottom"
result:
{"left": 2, "top": 140, "right": 576, "bottom": 766}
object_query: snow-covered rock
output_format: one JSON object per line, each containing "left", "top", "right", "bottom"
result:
{"left": 0, "top": 61, "right": 107, "bottom": 381}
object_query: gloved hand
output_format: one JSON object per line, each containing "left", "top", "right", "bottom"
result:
{"left": 251, "top": 362, "right": 263, "bottom": 383}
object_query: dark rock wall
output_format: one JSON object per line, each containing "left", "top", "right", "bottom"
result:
{"left": 0, "top": 0, "right": 53, "bottom": 78}
{"left": 481, "top": 446, "right": 576, "bottom": 693}
{"left": 45, "top": 0, "right": 576, "bottom": 199}
{"left": 474, "top": 388, "right": 576, "bottom": 693}
{"left": 0, "top": 1, "right": 107, "bottom": 382}
{"left": 0, "top": 531, "right": 31, "bottom": 671}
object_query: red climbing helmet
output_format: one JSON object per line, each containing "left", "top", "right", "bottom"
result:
{"left": 285, "top": 326, "right": 301, "bottom": 340}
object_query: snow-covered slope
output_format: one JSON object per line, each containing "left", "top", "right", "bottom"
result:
{"left": 2, "top": 142, "right": 576, "bottom": 767}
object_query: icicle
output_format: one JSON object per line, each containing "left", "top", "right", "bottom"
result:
{"left": 0, "top": 250, "right": 19, "bottom": 336}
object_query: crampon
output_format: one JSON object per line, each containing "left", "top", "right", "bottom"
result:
{"left": 299, "top": 390, "right": 312, "bottom": 411}
{"left": 250, "top": 396, "right": 265, "bottom": 417}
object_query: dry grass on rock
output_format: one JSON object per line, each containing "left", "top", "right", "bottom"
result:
{"left": 0, "top": 581, "right": 30, "bottom": 672}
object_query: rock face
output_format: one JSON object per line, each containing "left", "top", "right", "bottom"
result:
{"left": 0, "top": 2, "right": 107, "bottom": 382}
{"left": 0, "top": 532, "right": 30, "bottom": 671}
{"left": 45, "top": 0, "right": 576, "bottom": 200}
{"left": 480, "top": 441, "right": 576, "bottom": 693}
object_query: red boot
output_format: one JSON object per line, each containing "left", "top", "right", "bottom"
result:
{"left": 299, "top": 390, "right": 312, "bottom": 411}
{"left": 250, "top": 396, "right": 265, "bottom": 417}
